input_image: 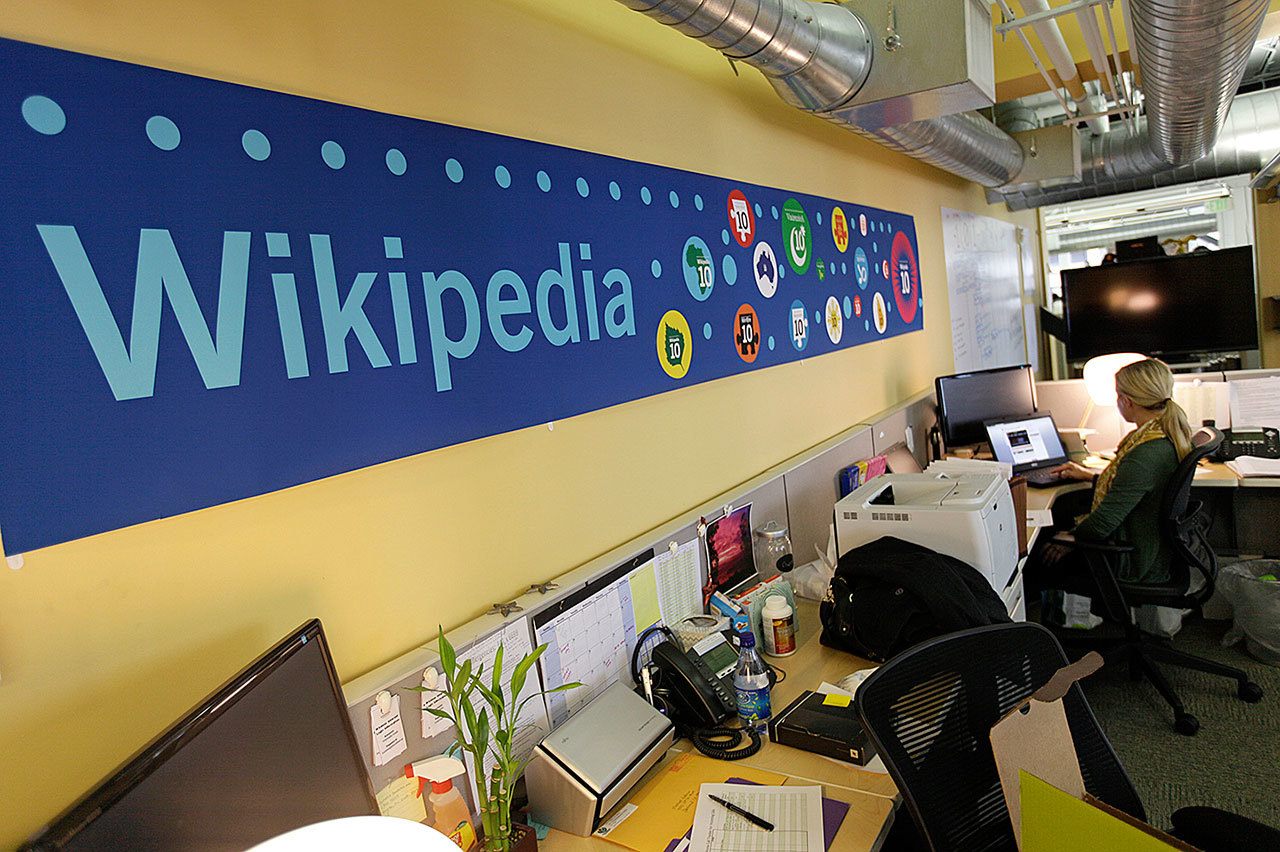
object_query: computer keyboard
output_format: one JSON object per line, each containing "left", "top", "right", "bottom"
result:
{"left": 1024, "top": 468, "right": 1060, "bottom": 488}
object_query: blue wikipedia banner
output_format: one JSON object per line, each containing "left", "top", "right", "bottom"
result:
{"left": 0, "top": 37, "right": 924, "bottom": 554}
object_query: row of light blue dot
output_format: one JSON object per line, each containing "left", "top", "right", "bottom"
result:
{"left": 19, "top": 94, "right": 698, "bottom": 207}
{"left": 22, "top": 95, "right": 900, "bottom": 241}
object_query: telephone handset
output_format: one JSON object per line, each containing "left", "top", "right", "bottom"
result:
{"left": 649, "top": 639, "right": 735, "bottom": 729}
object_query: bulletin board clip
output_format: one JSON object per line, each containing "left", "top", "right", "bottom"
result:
{"left": 489, "top": 601, "right": 524, "bottom": 617}
{"left": 667, "top": 540, "right": 679, "bottom": 555}
{"left": 529, "top": 581, "right": 559, "bottom": 595}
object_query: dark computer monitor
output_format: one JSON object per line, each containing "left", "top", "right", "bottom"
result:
{"left": 1062, "top": 246, "right": 1258, "bottom": 361}
{"left": 1115, "top": 235, "right": 1163, "bottom": 262}
{"left": 935, "top": 364, "right": 1038, "bottom": 449}
{"left": 23, "top": 620, "right": 377, "bottom": 851}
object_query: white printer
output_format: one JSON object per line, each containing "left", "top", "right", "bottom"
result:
{"left": 834, "top": 473, "right": 1019, "bottom": 595}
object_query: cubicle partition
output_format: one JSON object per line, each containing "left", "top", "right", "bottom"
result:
{"left": 342, "top": 389, "right": 937, "bottom": 806}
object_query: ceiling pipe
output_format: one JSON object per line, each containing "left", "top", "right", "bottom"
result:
{"left": 1018, "top": 0, "right": 1108, "bottom": 135}
{"left": 999, "top": 86, "right": 1280, "bottom": 209}
{"left": 998, "top": 0, "right": 1273, "bottom": 208}
{"left": 1128, "top": 0, "right": 1270, "bottom": 165}
{"left": 614, "top": 0, "right": 1025, "bottom": 187}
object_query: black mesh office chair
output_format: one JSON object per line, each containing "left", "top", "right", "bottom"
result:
{"left": 854, "top": 622, "right": 1143, "bottom": 851}
{"left": 1052, "top": 427, "right": 1263, "bottom": 735}
{"left": 855, "top": 622, "right": 1280, "bottom": 852}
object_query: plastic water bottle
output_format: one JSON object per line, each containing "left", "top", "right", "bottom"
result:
{"left": 734, "top": 629, "right": 772, "bottom": 735}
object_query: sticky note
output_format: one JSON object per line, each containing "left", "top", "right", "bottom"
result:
{"left": 822, "top": 693, "right": 852, "bottom": 707}
{"left": 376, "top": 775, "right": 427, "bottom": 822}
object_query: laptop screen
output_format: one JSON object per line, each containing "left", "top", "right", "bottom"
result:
{"left": 986, "top": 415, "right": 1068, "bottom": 470}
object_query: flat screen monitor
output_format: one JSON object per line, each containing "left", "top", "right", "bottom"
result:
{"left": 935, "top": 364, "right": 1037, "bottom": 448}
{"left": 1062, "top": 246, "right": 1258, "bottom": 361}
{"left": 23, "top": 621, "right": 377, "bottom": 851}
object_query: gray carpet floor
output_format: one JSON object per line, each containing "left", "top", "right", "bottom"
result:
{"left": 1078, "top": 615, "right": 1279, "bottom": 831}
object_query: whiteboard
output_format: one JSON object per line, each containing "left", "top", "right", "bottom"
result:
{"left": 941, "top": 208, "right": 1030, "bottom": 373}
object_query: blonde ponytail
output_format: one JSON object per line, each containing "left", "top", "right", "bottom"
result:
{"left": 1116, "top": 358, "right": 1195, "bottom": 460}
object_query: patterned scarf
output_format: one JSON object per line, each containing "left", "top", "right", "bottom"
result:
{"left": 1092, "top": 418, "right": 1167, "bottom": 511}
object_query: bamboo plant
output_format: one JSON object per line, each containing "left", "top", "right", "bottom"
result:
{"left": 412, "top": 629, "right": 580, "bottom": 851}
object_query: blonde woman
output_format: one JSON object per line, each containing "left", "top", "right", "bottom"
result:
{"left": 1042, "top": 358, "right": 1196, "bottom": 585}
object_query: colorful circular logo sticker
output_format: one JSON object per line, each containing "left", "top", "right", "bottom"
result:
{"left": 859, "top": 213, "right": 868, "bottom": 236}
{"left": 734, "top": 303, "right": 761, "bottom": 363}
{"left": 854, "top": 295, "right": 863, "bottom": 317}
{"left": 781, "top": 199, "right": 811, "bottom": 275}
{"left": 682, "top": 236, "right": 715, "bottom": 301}
{"left": 657, "top": 310, "right": 693, "bottom": 378}
{"left": 753, "top": 241, "right": 778, "bottom": 298}
{"left": 872, "top": 292, "right": 888, "bottom": 334}
{"left": 824, "top": 295, "right": 843, "bottom": 344}
{"left": 727, "top": 190, "right": 756, "bottom": 248}
{"left": 854, "top": 247, "right": 869, "bottom": 290}
{"left": 881, "top": 259, "right": 890, "bottom": 280}
{"left": 789, "top": 299, "right": 809, "bottom": 351}
{"left": 890, "top": 230, "right": 920, "bottom": 324}
{"left": 831, "top": 207, "right": 849, "bottom": 253}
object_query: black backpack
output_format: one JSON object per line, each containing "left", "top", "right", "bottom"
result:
{"left": 819, "top": 536, "right": 1011, "bottom": 662}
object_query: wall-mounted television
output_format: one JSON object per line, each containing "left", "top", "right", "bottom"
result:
{"left": 1061, "top": 246, "right": 1258, "bottom": 362}
{"left": 22, "top": 620, "right": 377, "bottom": 851}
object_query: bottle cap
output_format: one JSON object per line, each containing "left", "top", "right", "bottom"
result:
{"left": 763, "top": 594, "right": 790, "bottom": 616}
{"left": 739, "top": 629, "right": 756, "bottom": 649}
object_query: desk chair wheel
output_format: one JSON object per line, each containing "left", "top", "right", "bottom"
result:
{"left": 1238, "top": 681, "right": 1264, "bottom": 703}
{"left": 1174, "top": 712, "right": 1201, "bottom": 737}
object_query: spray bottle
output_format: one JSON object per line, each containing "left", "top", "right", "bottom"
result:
{"left": 405, "top": 755, "right": 476, "bottom": 850}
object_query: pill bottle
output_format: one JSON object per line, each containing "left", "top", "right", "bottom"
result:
{"left": 761, "top": 594, "right": 796, "bottom": 657}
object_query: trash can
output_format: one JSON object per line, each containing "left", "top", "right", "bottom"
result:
{"left": 1216, "top": 559, "right": 1280, "bottom": 667}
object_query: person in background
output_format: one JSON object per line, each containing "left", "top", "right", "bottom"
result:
{"left": 1100, "top": 252, "right": 1118, "bottom": 264}
{"left": 1039, "top": 358, "right": 1195, "bottom": 587}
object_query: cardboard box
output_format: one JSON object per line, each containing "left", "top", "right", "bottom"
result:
{"left": 988, "top": 652, "right": 1197, "bottom": 851}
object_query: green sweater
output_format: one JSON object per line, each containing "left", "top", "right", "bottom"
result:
{"left": 1074, "top": 437, "right": 1179, "bottom": 584}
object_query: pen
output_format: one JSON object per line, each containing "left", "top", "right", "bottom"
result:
{"left": 708, "top": 794, "right": 774, "bottom": 832}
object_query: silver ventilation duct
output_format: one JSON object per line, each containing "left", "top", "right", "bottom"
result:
{"left": 999, "top": 87, "right": 1280, "bottom": 209}
{"left": 615, "top": 0, "right": 1025, "bottom": 187}
{"left": 1129, "top": 0, "right": 1270, "bottom": 165}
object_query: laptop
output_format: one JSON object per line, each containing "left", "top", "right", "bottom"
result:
{"left": 985, "top": 413, "right": 1070, "bottom": 488}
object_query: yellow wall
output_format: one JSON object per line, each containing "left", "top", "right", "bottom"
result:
{"left": 0, "top": 1, "right": 1030, "bottom": 844}
{"left": 1258, "top": 196, "right": 1280, "bottom": 367}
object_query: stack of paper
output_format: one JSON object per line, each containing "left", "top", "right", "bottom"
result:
{"left": 1228, "top": 376, "right": 1280, "bottom": 429}
{"left": 926, "top": 458, "right": 1014, "bottom": 480}
{"left": 690, "top": 784, "right": 824, "bottom": 852}
{"left": 1226, "top": 456, "right": 1280, "bottom": 478}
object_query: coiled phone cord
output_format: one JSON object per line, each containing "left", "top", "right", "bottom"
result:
{"left": 687, "top": 724, "right": 763, "bottom": 760}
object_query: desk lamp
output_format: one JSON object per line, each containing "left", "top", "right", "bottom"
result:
{"left": 1079, "top": 352, "right": 1146, "bottom": 454}
{"left": 249, "top": 816, "right": 459, "bottom": 851}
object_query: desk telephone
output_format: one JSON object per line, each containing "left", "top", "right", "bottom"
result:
{"left": 1213, "top": 427, "right": 1280, "bottom": 461}
{"left": 647, "top": 632, "right": 767, "bottom": 760}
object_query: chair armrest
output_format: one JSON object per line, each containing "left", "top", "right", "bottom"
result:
{"left": 1051, "top": 531, "right": 1135, "bottom": 554}
{"left": 1171, "top": 806, "right": 1280, "bottom": 852}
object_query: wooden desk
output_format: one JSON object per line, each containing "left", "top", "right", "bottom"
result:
{"left": 540, "top": 599, "right": 898, "bottom": 851}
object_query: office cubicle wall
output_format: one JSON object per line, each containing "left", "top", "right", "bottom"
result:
{"left": 1035, "top": 373, "right": 1228, "bottom": 451}
{"left": 341, "top": 392, "right": 932, "bottom": 796}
